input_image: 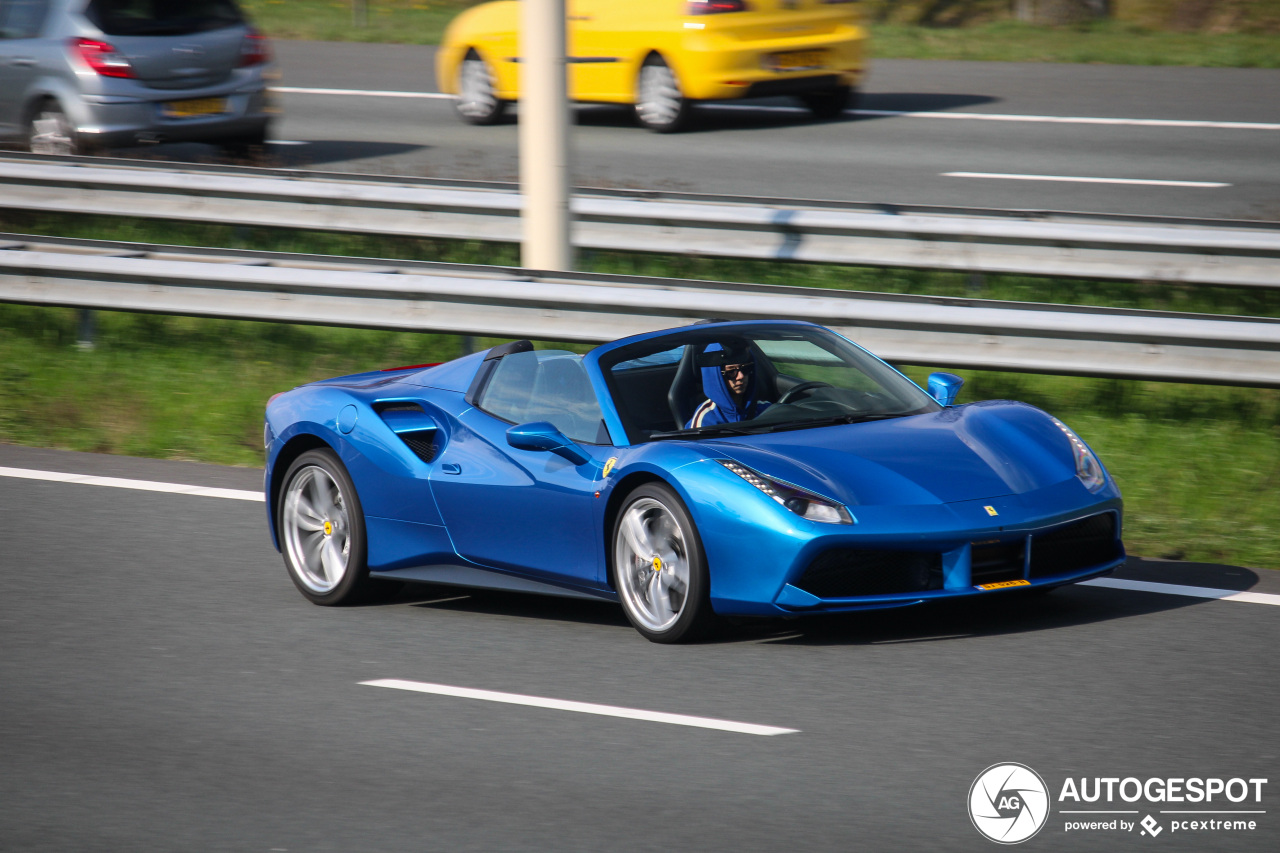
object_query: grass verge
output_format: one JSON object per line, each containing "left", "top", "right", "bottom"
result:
{"left": 1, "top": 214, "right": 1277, "bottom": 569}
{"left": 237, "top": 0, "right": 1280, "bottom": 67}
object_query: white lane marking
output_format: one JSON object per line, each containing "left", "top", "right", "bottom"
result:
{"left": 856, "top": 109, "right": 1280, "bottom": 131}
{"left": 0, "top": 466, "right": 263, "bottom": 502}
{"left": 944, "top": 171, "right": 1230, "bottom": 188}
{"left": 4, "top": 466, "right": 1275, "bottom": 607}
{"left": 274, "top": 87, "right": 453, "bottom": 99}
{"left": 271, "top": 87, "right": 1280, "bottom": 131}
{"left": 361, "top": 678, "right": 801, "bottom": 736}
{"left": 1081, "top": 577, "right": 1280, "bottom": 606}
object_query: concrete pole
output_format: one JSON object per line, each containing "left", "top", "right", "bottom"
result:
{"left": 519, "top": 0, "right": 573, "bottom": 271}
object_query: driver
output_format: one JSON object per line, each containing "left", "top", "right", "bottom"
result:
{"left": 686, "top": 343, "right": 772, "bottom": 428}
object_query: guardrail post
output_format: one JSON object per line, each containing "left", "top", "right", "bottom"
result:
{"left": 76, "top": 309, "right": 96, "bottom": 350}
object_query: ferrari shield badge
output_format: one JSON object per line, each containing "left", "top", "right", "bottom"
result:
{"left": 984, "top": 505, "right": 999, "bottom": 516}
{"left": 603, "top": 457, "right": 618, "bottom": 477}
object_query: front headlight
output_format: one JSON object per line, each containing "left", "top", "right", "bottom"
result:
{"left": 1052, "top": 418, "right": 1106, "bottom": 492}
{"left": 718, "top": 460, "right": 853, "bottom": 524}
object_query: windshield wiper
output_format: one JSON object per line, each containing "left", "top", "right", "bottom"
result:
{"left": 758, "top": 413, "right": 906, "bottom": 433}
{"left": 648, "top": 424, "right": 756, "bottom": 441}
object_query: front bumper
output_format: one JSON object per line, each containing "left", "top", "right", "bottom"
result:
{"left": 701, "top": 477, "right": 1124, "bottom": 616}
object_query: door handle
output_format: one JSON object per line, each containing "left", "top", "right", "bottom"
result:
{"left": 441, "top": 462, "right": 462, "bottom": 475}
{"left": 11, "top": 57, "right": 37, "bottom": 67}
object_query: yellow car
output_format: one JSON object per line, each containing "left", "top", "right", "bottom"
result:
{"left": 437, "top": 0, "right": 867, "bottom": 132}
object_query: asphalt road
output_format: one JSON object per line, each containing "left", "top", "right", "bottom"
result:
{"left": 2, "top": 443, "right": 1277, "bottom": 852}
{"left": 123, "top": 41, "right": 1280, "bottom": 221}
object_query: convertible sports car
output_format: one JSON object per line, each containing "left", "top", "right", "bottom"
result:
{"left": 264, "top": 320, "right": 1124, "bottom": 643}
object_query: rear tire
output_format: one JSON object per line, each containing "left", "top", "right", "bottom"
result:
{"left": 28, "top": 101, "right": 88, "bottom": 156}
{"left": 455, "top": 49, "right": 507, "bottom": 125}
{"left": 220, "top": 125, "right": 269, "bottom": 159}
{"left": 800, "top": 86, "right": 853, "bottom": 121}
{"left": 634, "top": 56, "right": 691, "bottom": 133}
{"left": 278, "top": 449, "right": 376, "bottom": 606}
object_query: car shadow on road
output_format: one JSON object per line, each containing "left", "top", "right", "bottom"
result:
{"left": 402, "top": 586, "right": 633, "bottom": 630}
{"left": 573, "top": 93, "right": 997, "bottom": 133}
{"left": 66, "top": 140, "right": 427, "bottom": 170}
{"left": 388, "top": 558, "right": 1266, "bottom": 645}
{"left": 744, "top": 558, "right": 1267, "bottom": 647}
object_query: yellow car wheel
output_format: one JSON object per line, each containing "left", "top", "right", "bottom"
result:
{"left": 800, "top": 86, "right": 856, "bottom": 121}
{"left": 455, "top": 49, "right": 507, "bottom": 126}
{"left": 634, "top": 55, "right": 690, "bottom": 134}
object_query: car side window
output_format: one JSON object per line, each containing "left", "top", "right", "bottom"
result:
{"left": 0, "top": 0, "right": 50, "bottom": 39}
{"left": 477, "top": 350, "right": 610, "bottom": 445}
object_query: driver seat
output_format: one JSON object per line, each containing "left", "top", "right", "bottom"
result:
{"left": 666, "top": 345, "right": 701, "bottom": 429}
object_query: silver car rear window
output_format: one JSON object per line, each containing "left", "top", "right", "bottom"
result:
{"left": 85, "top": 0, "right": 244, "bottom": 36}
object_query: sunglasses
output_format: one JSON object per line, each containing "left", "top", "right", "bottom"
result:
{"left": 721, "top": 363, "right": 753, "bottom": 377}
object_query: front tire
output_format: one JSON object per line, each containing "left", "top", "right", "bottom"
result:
{"left": 278, "top": 449, "right": 374, "bottom": 605}
{"left": 455, "top": 50, "right": 507, "bottom": 125}
{"left": 634, "top": 56, "right": 691, "bottom": 133}
{"left": 612, "top": 483, "right": 714, "bottom": 643}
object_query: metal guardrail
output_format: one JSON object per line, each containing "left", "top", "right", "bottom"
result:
{"left": 1, "top": 155, "right": 1279, "bottom": 289}
{"left": 3, "top": 234, "right": 1279, "bottom": 387}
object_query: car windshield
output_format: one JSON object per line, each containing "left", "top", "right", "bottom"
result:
{"left": 86, "top": 0, "right": 244, "bottom": 36}
{"left": 600, "top": 324, "right": 941, "bottom": 444}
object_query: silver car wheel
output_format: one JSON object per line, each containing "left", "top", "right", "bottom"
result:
{"left": 30, "top": 106, "right": 76, "bottom": 156}
{"left": 456, "top": 54, "right": 502, "bottom": 123}
{"left": 281, "top": 464, "right": 352, "bottom": 595}
{"left": 636, "top": 61, "right": 684, "bottom": 131}
{"left": 614, "top": 496, "right": 691, "bottom": 633}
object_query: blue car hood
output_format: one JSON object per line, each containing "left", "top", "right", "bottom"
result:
{"left": 710, "top": 401, "right": 1077, "bottom": 507}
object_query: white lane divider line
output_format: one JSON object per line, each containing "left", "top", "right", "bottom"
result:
{"left": 943, "top": 171, "right": 1230, "bottom": 188}
{"left": 273, "top": 87, "right": 454, "bottom": 99}
{"left": 361, "top": 678, "right": 801, "bottom": 736}
{"left": 270, "top": 88, "right": 1280, "bottom": 131}
{"left": 858, "top": 109, "right": 1280, "bottom": 131}
{"left": 0, "top": 466, "right": 263, "bottom": 502}
{"left": 1081, "top": 577, "right": 1280, "bottom": 606}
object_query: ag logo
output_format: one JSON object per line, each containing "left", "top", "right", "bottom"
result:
{"left": 969, "top": 763, "right": 1050, "bottom": 844}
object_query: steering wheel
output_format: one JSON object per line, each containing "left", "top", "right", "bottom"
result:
{"left": 778, "top": 381, "right": 831, "bottom": 405}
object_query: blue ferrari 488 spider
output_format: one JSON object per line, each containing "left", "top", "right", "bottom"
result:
{"left": 264, "top": 320, "right": 1124, "bottom": 642}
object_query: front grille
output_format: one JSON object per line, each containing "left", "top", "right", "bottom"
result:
{"left": 1029, "top": 513, "right": 1120, "bottom": 578}
{"left": 399, "top": 430, "right": 437, "bottom": 463}
{"left": 970, "top": 540, "right": 1026, "bottom": 584}
{"left": 796, "top": 549, "right": 942, "bottom": 598}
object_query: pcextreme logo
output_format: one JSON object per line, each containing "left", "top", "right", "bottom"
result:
{"left": 969, "top": 764, "right": 1269, "bottom": 844}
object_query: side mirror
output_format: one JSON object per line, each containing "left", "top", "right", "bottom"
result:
{"left": 506, "top": 422, "right": 590, "bottom": 466}
{"left": 927, "top": 372, "right": 965, "bottom": 407}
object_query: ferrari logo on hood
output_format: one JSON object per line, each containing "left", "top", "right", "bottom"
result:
{"left": 984, "top": 506, "right": 999, "bottom": 517}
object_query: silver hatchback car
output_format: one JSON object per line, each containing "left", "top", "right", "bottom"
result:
{"left": 0, "top": 0, "right": 276, "bottom": 155}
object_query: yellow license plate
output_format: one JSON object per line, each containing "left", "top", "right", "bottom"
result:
{"left": 162, "top": 97, "right": 228, "bottom": 118}
{"left": 978, "top": 579, "right": 1031, "bottom": 591}
{"left": 769, "top": 50, "right": 825, "bottom": 72}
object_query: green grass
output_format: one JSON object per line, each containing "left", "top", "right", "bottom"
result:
{"left": 1, "top": 213, "right": 1278, "bottom": 569}
{"left": 240, "top": 0, "right": 471, "bottom": 45}
{"left": 236, "top": 0, "right": 1280, "bottom": 67}
{"left": 870, "top": 20, "right": 1280, "bottom": 67}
